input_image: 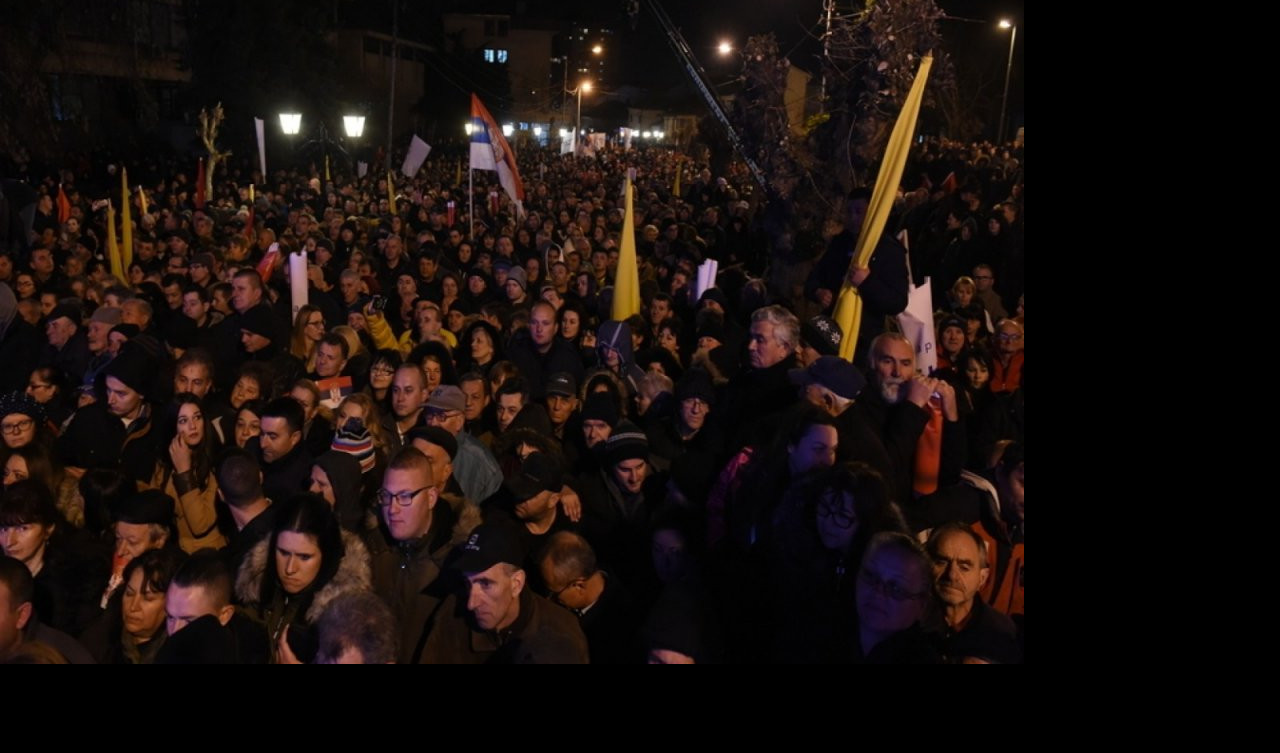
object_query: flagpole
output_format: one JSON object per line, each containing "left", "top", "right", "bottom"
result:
{"left": 468, "top": 168, "right": 474, "bottom": 241}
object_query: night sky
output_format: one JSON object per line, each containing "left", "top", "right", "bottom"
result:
{"left": 519, "top": 0, "right": 1024, "bottom": 125}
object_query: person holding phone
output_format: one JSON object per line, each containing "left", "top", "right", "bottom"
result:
{"left": 150, "top": 394, "right": 227, "bottom": 553}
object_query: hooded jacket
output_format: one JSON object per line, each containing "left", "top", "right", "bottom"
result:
{"left": 364, "top": 492, "right": 482, "bottom": 663}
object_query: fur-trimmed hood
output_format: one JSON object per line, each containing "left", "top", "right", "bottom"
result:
{"left": 235, "top": 529, "right": 373, "bottom": 623}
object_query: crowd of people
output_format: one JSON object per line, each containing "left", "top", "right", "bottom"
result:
{"left": 0, "top": 135, "right": 1024, "bottom": 663}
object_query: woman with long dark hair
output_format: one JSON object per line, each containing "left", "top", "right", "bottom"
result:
{"left": 234, "top": 493, "right": 371, "bottom": 663}
{"left": 151, "top": 393, "right": 227, "bottom": 553}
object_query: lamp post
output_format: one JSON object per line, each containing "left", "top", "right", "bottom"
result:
{"left": 997, "top": 19, "right": 1018, "bottom": 145}
{"left": 278, "top": 112, "right": 366, "bottom": 170}
{"left": 571, "top": 80, "right": 592, "bottom": 152}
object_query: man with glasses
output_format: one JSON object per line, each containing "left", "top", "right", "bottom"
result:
{"left": 424, "top": 385, "right": 502, "bottom": 504}
{"left": 366, "top": 447, "right": 479, "bottom": 664}
{"left": 989, "top": 319, "right": 1024, "bottom": 394}
{"left": 971, "top": 264, "right": 1007, "bottom": 321}
{"left": 537, "top": 530, "right": 641, "bottom": 664}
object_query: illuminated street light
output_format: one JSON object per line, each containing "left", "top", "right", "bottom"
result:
{"left": 279, "top": 113, "right": 302, "bottom": 135}
{"left": 718, "top": 41, "right": 733, "bottom": 56}
{"left": 342, "top": 115, "right": 366, "bottom": 138}
{"left": 997, "top": 19, "right": 1018, "bottom": 144}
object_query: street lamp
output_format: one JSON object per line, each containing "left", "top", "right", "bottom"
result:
{"left": 997, "top": 19, "right": 1018, "bottom": 145}
{"left": 569, "top": 80, "right": 592, "bottom": 151}
{"left": 343, "top": 116, "right": 366, "bottom": 139}
{"left": 278, "top": 112, "right": 365, "bottom": 171}
{"left": 718, "top": 40, "right": 733, "bottom": 56}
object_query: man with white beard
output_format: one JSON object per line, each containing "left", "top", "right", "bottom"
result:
{"left": 855, "top": 333, "right": 965, "bottom": 518}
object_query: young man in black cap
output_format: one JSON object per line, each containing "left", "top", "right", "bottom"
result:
{"left": 418, "top": 522, "right": 588, "bottom": 663}
{"left": 494, "top": 452, "right": 577, "bottom": 568}
{"left": 577, "top": 422, "right": 662, "bottom": 589}
{"left": 56, "top": 341, "right": 163, "bottom": 483}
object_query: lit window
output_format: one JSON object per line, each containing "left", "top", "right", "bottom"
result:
{"left": 484, "top": 49, "right": 495, "bottom": 63}
{"left": 497, "top": 50, "right": 508, "bottom": 63}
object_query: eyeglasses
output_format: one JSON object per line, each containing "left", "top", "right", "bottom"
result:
{"left": 858, "top": 569, "right": 927, "bottom": 602}
{"left": 370, "top": 367, "right": 396, "bottom": 377}
{"left": 1, "top": 418, "right": 34, "bottom": 434}
{"left": 996, "top": 333, "right": 1022, "bottom": 343}
{"left": 681, "top": 397, "right": 709, "bottom": 411}
{"left": 375, "top": 486, "right": 434, "bottom": 508}
{"left": 545, "top": 578, "right": 582, "bottom": 604}
{"left": 816, "top": 499, "right": 856, "bottom": 529}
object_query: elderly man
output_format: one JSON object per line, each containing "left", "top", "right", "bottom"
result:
{"left": 423, "top": 385, "right": 502, "bottom": 504}
{"left": 926, "top": 523, "right": 1020, "bottom": 664}
{"left": 719, "top": 304, "right": 801, "bottom": 447}
{"left": 41, "top": 302, "right": 90, "bottom": 387}
{"left": 855, "top": 332, "right": 965, "bottom": 517}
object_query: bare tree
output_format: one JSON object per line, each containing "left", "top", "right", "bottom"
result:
{"left": 197, "top": 103, "right": 231, "bottom": 202}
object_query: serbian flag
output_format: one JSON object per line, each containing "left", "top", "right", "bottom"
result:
{"left": 469, "top": 93, "right": 524, "bottom": 217}
{"left": 56, "top": 185, "right": 72, "bottom": 224}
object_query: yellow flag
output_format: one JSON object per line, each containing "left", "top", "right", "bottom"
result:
{"left": 835, "top": 55, "right": 933, "bottom": 362}
{"left": 611, "top": 179, "right": 641, "bottom": 320}
{"left": 249, "top": 183, "right": 255, "bottom": 202}
{"left": 106, "top": 203, "right": 126, "bottom": 284}
{"left": 138, "top": 185, "right": 148, "bottom": 216}
{"left": 672, "top": 159, "right": 682, "bottom": 200}
{"left": 325, "top": 154, "right": 331, "bottom": 183}
{"left": 120, "top": 168, "right": 133, "bottom": 270}
{"left": 387, "top": 171, "right": 397, "bottom": 215}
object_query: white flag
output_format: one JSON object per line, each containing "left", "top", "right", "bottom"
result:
{"left": 897, "top": 278, "right": 937, "bottom": 375}
{"left": 254, "top": 118, "right": 267, "bottom": 179}
{"left": 561, "top": 131, "right": 575, "bottom": 155}
{"left": 402, "top": 135, "right": 431, "bottom": 178}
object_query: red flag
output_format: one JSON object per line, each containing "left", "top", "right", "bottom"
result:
{"left": 195, "top": 158, "right": 207, "bottom": 209}
{"left": 940, "top": 171, "right": 958, "bottom": 195}
{"left": 446, "top": 200, "right": 456, "bottom": 228}
{"left": 257, "top": 242, "right": 281, "bottom": 284}
{"left": 56, "top": 185, "right": 71, "bottom": 224}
